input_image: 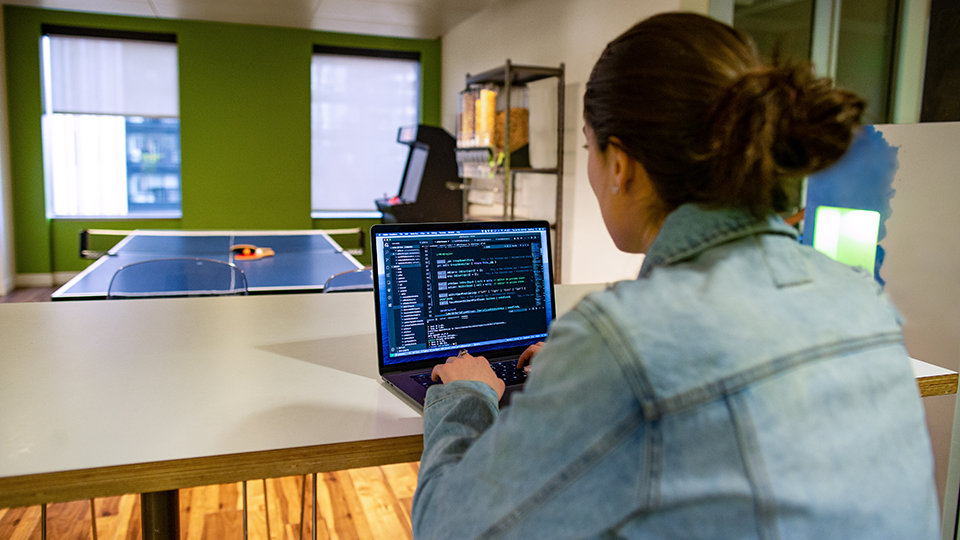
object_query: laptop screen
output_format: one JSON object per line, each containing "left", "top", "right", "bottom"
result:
{"left": 372, "top": 221, "right": 555, "bottom": 370}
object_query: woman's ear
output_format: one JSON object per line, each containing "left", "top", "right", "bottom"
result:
{"left": 608, "top": 136, "right": 637, "bottom": 195}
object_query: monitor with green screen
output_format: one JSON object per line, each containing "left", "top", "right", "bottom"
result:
{"left": 812, "top": 206, "right": 881, "bottom": 273}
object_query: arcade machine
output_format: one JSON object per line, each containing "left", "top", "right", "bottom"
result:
{"left": 375, "top": 124, "right": 462, "bottom": 223}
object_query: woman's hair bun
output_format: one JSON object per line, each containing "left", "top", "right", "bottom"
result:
{"left": 705, "top": 60, "right": 866, "bottom": 214}
{"left": 583, "top": 12, "right": 867, "bottom": 217}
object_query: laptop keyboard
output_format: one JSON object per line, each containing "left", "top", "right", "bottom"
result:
{"left": 412, "top": 360, "right": 528, "bottom": 388}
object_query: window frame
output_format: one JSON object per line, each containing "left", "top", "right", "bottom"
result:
{"left": 40, "top": 25, "right": 182, "bottom": 220}
{"left": 309, "top": 45, "right": 422, "bottom": 219}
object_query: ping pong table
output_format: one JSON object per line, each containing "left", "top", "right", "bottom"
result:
{"left": 52, "top": 229, "right": 366, "bottom": 300}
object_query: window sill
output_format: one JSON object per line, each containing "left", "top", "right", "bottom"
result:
{"left": 311, "top": 211, "right": 382, "bottom": 219}
{"left": 50, "top": 212, "right": 183, "bottom": 221}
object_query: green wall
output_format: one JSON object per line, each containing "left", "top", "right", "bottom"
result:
{"left": 3, "top": 6, "right": 441, "bottom": 273}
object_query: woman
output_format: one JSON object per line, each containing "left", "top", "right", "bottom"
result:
{"left": 412, "top": 12, "right": 938, "bottom": 539}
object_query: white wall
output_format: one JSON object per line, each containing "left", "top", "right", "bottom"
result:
{"left": 879, "top": 122, "right": 960, "bottom": 379}
{"left": 441, "top": 0, "right": 694, "bottom": 284}
{"left": 0, "top": 7, "right": 15, "bottom": 296}
{"left": 876, "top": 122, "right": 960, "bottom": 506}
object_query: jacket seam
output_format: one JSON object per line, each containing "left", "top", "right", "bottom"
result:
{"left": 577, "top": 296, "right": 662, "bottom": 419}
{"left": 645, "top": 419, "right": 663, "bottom": 510}
{"left": 578, "top": 293, "right": 902, "bottom": 420}
{"left": 726, "top": 392, "right": 781, "bottom": 540}
{"left": 654, "top": 331, "right": 904, "bottom": 417}
{"left": 602, "top": 419, "right": 664, "bottom": 536}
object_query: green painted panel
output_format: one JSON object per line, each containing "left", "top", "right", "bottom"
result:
{"left": 177, "top": 20, "right": 312, "bottom": 230}
{"left": 5, "top": 6, "right": 51, "bottom": 275}
{"left": 3, "top": 6, "right": 441, "bottom": 274}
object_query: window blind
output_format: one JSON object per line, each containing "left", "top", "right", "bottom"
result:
{"left": 45, "top": 34, "right": 178, "bottom": 117}
{"left": 310, "top": 51, "right": 420, "bottom": 214}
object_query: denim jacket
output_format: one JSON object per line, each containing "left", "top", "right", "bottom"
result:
{"left": 412, "top": 204, "right": 939, "bottom": 539}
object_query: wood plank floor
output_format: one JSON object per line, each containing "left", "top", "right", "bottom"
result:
{"left": 0, "top": 288, "right": 421, "bottom": 539}
{"left": 0, "top": 286, "right": 58, "bottom": 303}
{"left": 0, "top": 465, "right": 420, "bottom": 539}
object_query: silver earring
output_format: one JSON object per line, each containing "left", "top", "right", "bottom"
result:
{"left": 611, "top": 184, "right": 620, "bottom": 194}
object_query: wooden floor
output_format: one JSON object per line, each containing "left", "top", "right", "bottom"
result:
{"left": 0, "top": 288, "right": 421, "bottom": 539}
{"left": 0, "top": 286, "right": 57, "bottom": 303}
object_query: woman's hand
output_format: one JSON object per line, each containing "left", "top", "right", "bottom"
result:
{"left": 431, "top": 351, "right": 506, "bottom": 400}
{"left": 517, "top": 341, "right": 545, "bottom": 373}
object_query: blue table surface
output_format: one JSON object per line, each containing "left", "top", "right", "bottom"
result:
{"left": 53, "top": 231, "right": 363, "bottom": 299}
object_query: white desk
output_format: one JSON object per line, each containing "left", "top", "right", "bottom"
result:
{"left": 0, "top": 284, "right": 603, "bottom": 510}
{"left": 0, "top": 283, "right": 953, "bottom": 526}
{"left": 911, "top": 357, "right": 959, "bottom": 397}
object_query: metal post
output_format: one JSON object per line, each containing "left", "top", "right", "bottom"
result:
{"left": 242, "top": 481, "right": 248, "bottom": 540}
{"left": 89, "top": 499, "right": 99, "bottom": 540}
{"left": 312, "top": 473, "right": 318, "bottom": 540}
{"left": 555, "top": 63, "right": 565, "bottom": 283}
{"left": 504, "top": 59, "right": 513, "bottom": 220}
{"left": 262, "top": 479, "right": 271, "bottom": 540}
{"left": 299, "top": 474, "right": 306, "bottom": 540}
{"left": 140, "top": 490, "right": 179, "bottom": 540}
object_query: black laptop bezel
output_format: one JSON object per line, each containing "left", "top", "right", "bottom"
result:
{"left": 370, "top": 220, "right": 557, "bottom": 376}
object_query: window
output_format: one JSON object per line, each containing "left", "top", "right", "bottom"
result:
{"left": 831, "top": 0, "right": 900, "bottom": 124}
{"left": 733, "top": 0, "right": 902, "bottom": 124}
{"left": 41, "top": 26, "right": 180, "bottom": 218}
{"left": 311, "top": 46, "right": 420, "bottom": 218}
{"left": 733, "top": 0, "right": 815, "bottom": 64}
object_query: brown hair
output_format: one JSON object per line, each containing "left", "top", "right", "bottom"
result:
{"left": 583, "top": 12, "right": 865, "bottom": 217}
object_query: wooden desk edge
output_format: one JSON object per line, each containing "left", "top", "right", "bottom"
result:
{"left": 918, "top": 372, "right": 959, "bottom": 398}
{"left": 0, "top": 434, "right": 424, "bottom": 509}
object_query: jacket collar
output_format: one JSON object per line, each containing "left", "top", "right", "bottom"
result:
{"left": 639, "top": 204, "right": 799, "bottom": 277}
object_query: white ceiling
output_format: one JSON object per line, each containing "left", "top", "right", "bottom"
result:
{"left": 1, "top": 0, "right": 498, "bottom": 38}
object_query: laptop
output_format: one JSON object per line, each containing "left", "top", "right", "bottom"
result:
{"left": 371, "top": 220, "right": 557, "bottom": 409}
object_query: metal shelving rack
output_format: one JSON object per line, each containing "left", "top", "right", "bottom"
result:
{"left": 454, "top": 59, "right": 565, "bottom": 281}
